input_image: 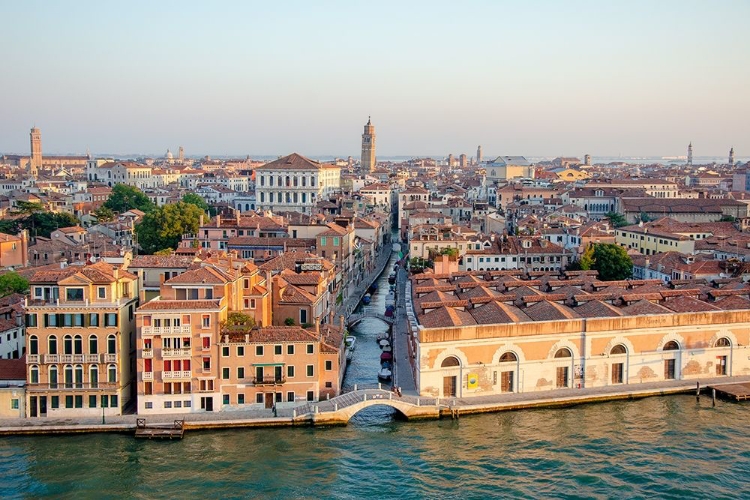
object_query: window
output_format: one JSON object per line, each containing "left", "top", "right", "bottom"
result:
{"left": 250, "top": 299, "right": 256, "bottom": 309}
{"left": 238, "top": 367, "right": 245, "bottom": 379}
{"left": 51, "top": 396, "right": 59, "bottom": 409}
{"left": 48, "top": 336, "right": 57, "bottom": 354}
{"left": 26, "top": 314, "right": 37, "bottom": 327}
{"left": 108, "top": 364, "right": 117, "bottom": 383}
{"left": 237, "top": 346, "right": 245, "bottom": 356}
{"left": 89, "top": 395, "right": 97, "bottom": 408}
{"left": 321, "top": 237, "right": 327, "bottom": 246}
{"left": 98, "top": 287, "right": 106, "bottom": 299}
{"left": 74, "top": 335, "right": 83, "bottom": 355}
{"left": 90, "top": 365, "right": 98, "bottom": 388}
{"left": 64, "top": 335, "right": 73, "bottom": 355}
{"left": 300, "top": 310, "right": 308, "bottom": 325}
{"left": 29, "top": 336, "right": 38, "bottom": 355}
{"left": 306, "top": 391, "right": 314, "bottom": 402}
{"left": 333, "top": 237, "right": 339, "bottom": 246}
{"left": 306, "top": 365, "right": 314, "bottom": 377}
{"left": 66, "top": 288, "right": 84, "bottom": 301}
{"left": 101, "top": 395, "right": 109, "bottom": 408}
{"left": 256, "top": 393, "right": 264, "bottom": 404}
{"left": 256, "top": 345, "right": 264, "bottom": 356}
{"left": 238, "top": 394, "right": 245, "bottom": 405}
{"left": 11, "top": 399, "right": 19, "bottom": 410}
{"left": 222, "top": 346, "right": 229, "bottom": 357}
{"left": 223, "top": 394, "right": 230, "bottom": 405}
{"left": 274, "top": 345, "right": 282, "bottom": 355}
{"left": 202, "top": 315, "right": 210, "bottom": 328}
{"left": 89, "top": 335, "right": 98, "bottom": 354}
{"left": 307, "top": 344, "right": 314, "bottom": 354}
{"left": 287, "top": 391, "right": 295, "bottom": 402}
{"left": 325, "top": 360, "right": 332, "bottom": 371}
{"left": 203, "top": 357, "right": 211, "bottom": 370}
{"left": 66, "top": 395, "right": 73, "bottom": 408}
{"left": 145, "top": 402, "right": 153, "bottom": 409}
{"left": 104, "top": 313, "right": 117, "bottom": 327}
{"left": 108, "top": 335, "right": 116, "bottom": 354}
{"left": 30, "top": 365, "right": 39, "bottom": 384}
{"left": 111, "top": 395, "right": 118, "bottom": 408}
{"left": 287, "top": 345, "right": 294, "bottom": 355}
{"left": 222, "top": 368, "right": 230, "bottom": 379}
{"left": 90, "top": 314, "right": 99, "bottom": 327}
{"left": 164, "top": 401, "right": 172, "bottom": 409}
{"left": 202, "top": 337, "right": 210, "bottom": 350}
{"left": 325, "top": 382, "right": 332, "bottom": 388}
{"left": 287, "top": 365, "right": 295, "bottom": 378}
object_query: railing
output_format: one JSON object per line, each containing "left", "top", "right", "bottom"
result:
{"left": 142, "top": 348, "right": 153, "bottom": 358}
{"left": 142, "top": 326, "right": 192, "bottom": 335}
{"left": 103, "top": 354, "right": 117, "bottom": 363}
{"left": 253, "top": 377, "right": 286, "bottom": 385}
{"left": 143, "top": 372, "right": 153, "bottom": 381}
{"left": 59, "top": 354, "right": 73, "bottom": 363}
{"left": 27, "top": 382, "right": 117, "bottom": 390}
{"left": 162, "top": 348, "right": 192, "bottom": 358}
{"left": 73, "top": 354, "right": 85, "bottom": 363}
{"left": 44, "top": 354, "right": 59, "bottom": 363}
{"left": 85, "top": 354, "right": 99, "bottom": 363}
{"left": 162, "top": 370, "right": 192, "bottom": 380}
{"left": 27, "top": 354, "right": 40, "bottom": 363}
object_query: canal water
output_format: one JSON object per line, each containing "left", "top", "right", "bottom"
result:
{"left": 2, "top": 395, "right": 749, "bottom": 498}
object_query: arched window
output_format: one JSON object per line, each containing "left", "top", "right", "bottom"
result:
{"left": 29, "top": 336, "right": 38, "bottom": 355}
{"left": 49, "top": 335, "right": 58, "bottom": 355}
{"left": 715, "top": 337, "right": 731, "bottom": 347}
{"left": 49, "top": 365, "right": 58, "bottom": 388}
{"left": 74, "top": 335, "right": 83, "bottom": 355}
{"left": 554, "top": 348, "right": 572, "bottom": 358}
{"left": 64, "top": 335, "right": 73, "bottom": 355}
{"left": 108, "top": 335, "right": 116, "bottom": 354}
{"left": 30, "top": 365, "right": 39, "bottom": 384}
{"left": 500, "top": 352, "right": 517, "bottom": 363}
{"left": 90, "top": 365, "right": 98, "bottom": 388}
{"left": 108, "top": 364, "right": 117, "bottom": 383}
{"left": 75, "top": 365, "right": 83, "bottom": 388}
{"left": 89, "top": 335, "right": 98, "bottom": 354}
{"left": 610, "top": 344, "right": 627, "bottom": 355}
{"left": 286, "top": 176, "right": 290, "bottom": 187}
{"left": 663, "top": 341, "right": 679, "bottom": 351}
{"left": 441, "top": 356, "right": 460, "bottom": 368}
{"left": 64, "top": 365, "right": 73, "bottom": 388}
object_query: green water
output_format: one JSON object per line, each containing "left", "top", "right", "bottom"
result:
{"left": 1, "top": 395, "right": 748, "bottom": 499}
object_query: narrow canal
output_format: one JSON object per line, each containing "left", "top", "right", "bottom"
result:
{"left": 342, "top": 251, "right": 398, "bottom": 424}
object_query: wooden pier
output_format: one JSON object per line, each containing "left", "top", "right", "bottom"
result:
{"left": 134, "top": 418, "right": 185, "bottom": 439}
{"left": 708, "top": 382, "right": 750, "bottom": 401}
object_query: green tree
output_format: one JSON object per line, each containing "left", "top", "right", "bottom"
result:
{"left": 92, "top": 206, "right": 116, "bottom": 223}
{"left": 720, "top": 215, "right": 736, "bottom": 222}
{"left": 225, "top": 312, "right": 256, "bottom": 327}
{"left": 182, "top": 193, "right": 209, "bottom": 212}
{"left": 604, "top": 211, "right": 629, "bottom": 228}
{"left": 104, "top": 184, "right": 155, "bottom": 213}
{"left": 153, "top": 248, "right": 173, "bottom": 256}
{"left": 639, "top": 212, "right": 652, "bottom": 223}
{"left": 0, "top": 272, "right": 29, "bottom": 297}
{"left": 284, "top": 317, "right": 295, "bottom": 326}
{"left": 31, "top": 212, "right": 80, "bottom": 238}
{"left": 135, "top": 202, "right": 205, "bottom": 254}
{"left": 12, "top": 201, "right": 45, "bottom": 217}
{"left": 0, "top": 220, "right": 21, "bottom": 235}
{"left": 579, "top": 245, "right": 595, "bottom": 270}
{"left": 591, "top": 243, "right": 633, "bottom": 281}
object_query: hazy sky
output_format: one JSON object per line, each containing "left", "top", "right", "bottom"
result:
{"left": 1, "top": 1, "right": 748, "bottom": 158}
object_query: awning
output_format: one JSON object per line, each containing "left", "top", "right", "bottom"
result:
{"left": 252, "top": 363, "right": 285, "bottom": 367}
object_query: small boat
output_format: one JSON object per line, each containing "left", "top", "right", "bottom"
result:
{"left": 382, "top": 345, "right": 392, "bottom": 353}
{"left": 381, "top": 351, "right": 393, "bottom": 362}
{"left": 346, "top": 348, "right": 354, "bottom": 363}
{"left": 368, "top": 283, "right": 378, "bottom": 294}
{"left": 378, "top": 367, "right": 392, "bottom": 381}
{"left": 362, "top": 294, "right": 371, "bottom": 305}
{"left": 388, "top": 273, "right": 396, "bottom": 285}
{"left": 379, "top": 339, "right": 390, "bottom": 348}
{"left": 345, "top": 336, "right": 356, "bottom": 350}
{"left": 377, "top": 332, "right": 389, "bottom": 341}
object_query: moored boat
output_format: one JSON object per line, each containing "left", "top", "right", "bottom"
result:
{"left": 345, "top": 336, "right": 356, "bottom": 350}
{"left": 388, "top": 273, "right": 396, "bottom": 284}
{"left": 377, "top": 367, "right": 392, "bottom": 381}
{"left": 362, "top": 293, "right": 371, "bottom": 305}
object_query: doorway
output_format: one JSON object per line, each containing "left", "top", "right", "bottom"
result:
{"left": 39, "top": 396, "right": 48, "bottom": 416}
{"left": 30, "top": 396, "right": 37, "bottom": 418}
{"left": 443, "top": 376, "right": 457, "bottom": 397}
{"left": 201, "top": 396, "right": 214, "bottom": 412}
{"left": 500, "top": 371, "right": 514, "bottom": 393}
{"left": 612, "top": 363, "right": 624, "bottom": 384}
{"left": 556, "top": 366, "right": 569, "bottom": 388}
{"left": 664, "top": 359, "right": 676, "bottom": 380}
{"left": 265, "top": 393, "right": 275, "bottom": 409}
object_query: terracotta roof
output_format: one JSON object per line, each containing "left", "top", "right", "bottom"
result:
{"left": 0, "top": 357, "right": 26, "bottom": 381}
{"left": 524, "top": 301, "right": 580, "bottom": 321}
{"left": 165, "top": 266, "right": 235, "bottom": 285}
{"left": 574, "top": 300, "right": 624, "bottom": 318}
{"left": 138, "top": 299, "right": 222, "bottom": 311}
{"left": 129, "top": 255, "right": 196, "bottom": 269}
{"left": 470, "top": 301, "right": 531, "bottom": 324}
{"left": 259, "top": 153, "right": 333, "bottom": 171}
{"left": 420, "top": 306, "right": 476, "bottom": 328}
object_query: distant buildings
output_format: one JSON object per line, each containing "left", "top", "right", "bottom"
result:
{"left": 486, "top": 156, "right": 535, "bottom": 183}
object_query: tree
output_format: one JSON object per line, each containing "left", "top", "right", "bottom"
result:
{"left": 579, "top": 244, "right": 595, "bottom": 270}
{"left": 591, "top": 243, "right": 633, "bottom": 281}
{"left": 225, "top": 312, "right": 256, "bottom": 327}
{"left": 605, "top": 211, "right": 629, "bottom": 228}
{"left": 153, "top": 248, "right": 173, "bottom": 256}
{"left": 0, "top": 272, "right": 29, "bottom": 297}
{"left": 284, "top": 317, "right": 295, "bottom": 326}
{"left": 182, "top": 193, "right": 209, "bottom": 212}
{"left": 92, "top": 206, "right": 116, "bottom": 223}
{"left": 104, "top": 184, "right": 155, "bottom": 213}
{"left": 31, "top": 212, "right": 80, "bottom": 238}
{"left": 720, "top": 215, "right": 736, "bottom": 222}
{"left": 135, "top": 202, "right": 205, "bottom": 254}
{"left": 12, "top": 201, "right": 44, "bottom": 217}
{"left": 639, "top": 212, "right": 652, "bottom": 223}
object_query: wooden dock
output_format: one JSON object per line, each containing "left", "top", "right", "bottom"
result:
{"left": 134, "top": 418, "right": 185, "bottom": 439}
{"left": 708, "top": 382, "right": 750, "bottom": 401}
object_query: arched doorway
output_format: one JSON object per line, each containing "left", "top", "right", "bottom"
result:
{"left": 441, "top": 356, "right": 460, "bottom": 398}
{"left": 715, "top": 337, "right": 731, "bottom": 376}
{"left": 663, "top": 340, "right": 679, "bottom": 380}
{"left": 610, "top": 344, "right": 627, "bottom": 384}
{"left": 554, "top": 348, "right": 572, "bottom": 388}
{"left": 498, "top": 352, "right": 517, "bottom": 393}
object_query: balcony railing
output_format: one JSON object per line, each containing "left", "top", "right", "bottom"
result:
{"left": 143, "top": 372, "right": 153, "bottom": 381}
{"left": 253, "top": 377, "right": 286, "bottom": 386}
{"left": 142, "top": 348, "right": 153, "bottom": 358}
{"left": 27, "top": 382, "right": 117, "bottom": 391}
{"left": 162, "top": 370, "right": 192, "bottom": 380}
{"left": 73, "top": 354, "right": 85, "bottom": 363}
{"left": 59, "top": 354, "right": 73, "bottom": 363}
{"left": 44, "top": 354, "right": 59, "bottom": 363}
{"left": 85, "top": 354, "right": 99, "bottom": 363}
{"left": 27, "top": 354, "right": 40, "bottom": 363}
{"left": 142, "top": 326, "right": 192, "bottom": 336}
{"left": 103, "top": 354, "right": 117, "bottom": 363}
{"left": 162, "top": 348, "right": 192, "bottom": 358}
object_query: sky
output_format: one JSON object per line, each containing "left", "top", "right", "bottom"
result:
{"left": 1, "top": 1, "right": 749, "bottom": 159}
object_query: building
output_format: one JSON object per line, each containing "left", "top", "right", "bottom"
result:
{"left": 25, "top": 262, "right": 138, "bottom": 418}
{"left": 361, "top": 117, "right": 376, "bottom": 174}
{"left": 255, "top": 154, "right": 341, "bottom": 215}
{"left": 0, "top": 357, "right": 26, "bottom": 418}
{"left": 29, "top": 127, "right": 42, "bottom": 178}
{"left": 486, "top": 156, "right": 534, "bottom": 183}
{"left": 0, "top": 231, "right": 29, "bottom": 269}
{"left": 409, "top": 271, "right": 750, "bottom": 399}
{"left": 477, "top": 146, "right": 483, "bottom": 164}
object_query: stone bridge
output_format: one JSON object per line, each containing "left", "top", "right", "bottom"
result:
{"left": 294, "top": 388, "right": 440, "bottom": 425}
{"left": 346, "top": 312, "right": 394, "bottom": 328}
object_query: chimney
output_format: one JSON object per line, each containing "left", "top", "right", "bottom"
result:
{"left": 295, "top": 261, "right": 302, "bottom": 274}
{"left": 216, "top": 214, "right": 221, "bottom": 228}
{"left": 199, "top": 214, "right": 204, "bottom": 227}
{"left": 15, "top": 312, "right": 23, "bottom": 327}
{"left": 113, "top": 267, "right": 119, "bottom": 280}
{"left": 60, "top": 259, "right": 68, "bottom": 269}
{"left": 339, "top": 314, "right": 344, "bottom": 332}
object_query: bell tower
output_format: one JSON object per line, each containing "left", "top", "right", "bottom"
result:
{"left": 29, "top": 127, "right": 42, "bottom": 178}
{"left": 687, "top": 142, "right": 693, "bottom": 166}
{"left": 361, "top": 116, "right": 376, "bottom": 174}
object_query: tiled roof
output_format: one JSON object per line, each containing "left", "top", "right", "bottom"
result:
{"left": 138, "top": 299, "right": 222, "bottom": 311}
{"left": 0, "top": 357, "right": 26, "bottom": 381}
{"left": 129, "top": 255, "right": 196, "bottom": 269}
{"left": 420, "top": 307, "right": 476, "bottom": 328}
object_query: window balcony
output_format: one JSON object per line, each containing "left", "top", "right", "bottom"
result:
{"left": 142, "top": 348, "right": 153, "bottom": 359}
{"left": 162, "top": 370, "right": 191, "bottom": 380}
{"left": 142, "top": 325, "right": 192, "bottom": 336}
{"left": 162, "top": 348, "right": 192, "bottom": 358}
{"left": 143, "top": 372, "right": 153, "bottom": 381}
{"left": 253, "top": 377, "right": 286, "bottom": 386}
{"left": 85, "top": 354, "right": 100, "bottom": 363}
{"left": 59, "top": 354, "right": 73, "bottom": 363}
{"left": 44, "top": 354, "right": 59, "bottom": 363}
{"left": 104, "top": 353, "right": 117, "bottom": 363}
{"left": 73, "top": 354, "right": 85, "bottom": 363}
{"left": 27, "top": 354, "right": 40, "bottom": 363}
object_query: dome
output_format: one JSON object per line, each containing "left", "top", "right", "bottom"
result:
{"left": 165, "top": 149, "right": 173, "bottom": 159}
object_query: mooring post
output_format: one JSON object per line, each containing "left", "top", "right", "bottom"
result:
{"left": 696, "top": 381, "right": 700, "bottom": 401}
{"left": 315, "top": 406, "right": 319, "bottom": 414}
{"left": 335, "top": 403, "right": 338, "bottom": 411}
{"left": 293, "top": 409, "right": 297, "bottom": 418}
{"left": 378, "top": 382, "right": 381, "bottom": 390}
{"left": 417, "top": 398, "right": 420, "bottom": 407}
{"left": 364, "top": 394, "right": 367, "bottom": 402}
{"left": 389, "top": 392, "right": 392, "bottom": 400}
{"left": 713, "top": 388, "right": 716, "bottom": 407}
{"left": 354, "top": 384, "right": 357, "bottom": 392}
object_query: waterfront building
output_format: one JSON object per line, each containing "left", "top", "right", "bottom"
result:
{"left": 410, "top": 270, "right": 750, "bottom": 399}
{"left": 255, "top": 153, "right": 341, "bottom": 215}
{"left": 361, "top": 117, "right": 376, "bottom": 174}
{"left": 25, "top": 262, "right": 138, "bottom": 418}
{"left": 0, "top": 357, "right": 26, "bottom": 418}
{"left": 461, "top": 235, "right": 569, "bottom": 273}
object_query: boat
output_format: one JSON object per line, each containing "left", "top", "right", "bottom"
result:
{"left": 377, "top": 332, "right": 389, "bottom": 341}
{"left": 382, "top": 345, "right": 392, "bottom": 353}
{"left": 379, "top": 339, "right": 390, "bottom": 348}
{"left": 368, "top": 283, "right": 378, "bottom": 294}
{"left": 380, "top": 351, "right": 393, "bottom": 362}
{"left": 345, "top": 336, "right": 356, "bottom": 350}
{"left": 377, "top": 367, "right": 392, "bottom": 381}
{"left": 346, "top": 348, "right": 354, "bottom": 363}
{"left": 362, "top": 293, "right": 371, "bottom": 305}
{"left": 388, "top": 273, "right": 396, "bottom": 285}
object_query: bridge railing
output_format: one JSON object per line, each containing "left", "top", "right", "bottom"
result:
{"left": 293, "top": 388, "right": 440, "bottom": 418}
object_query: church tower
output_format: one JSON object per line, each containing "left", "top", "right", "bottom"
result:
{"left": 687, "top": 142, "right": 693, "bottom": 166}
{"left": 477, "top": 145, "right": 483, "bottom": 164}
{"left": 361, "top": 117, "right": 376, "bottom": 174}
{"left": 729, "top": 147, "right": 735, "bottom": 166}
{"left": 29, "top": 127, "right": 42, "bottom": 178}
